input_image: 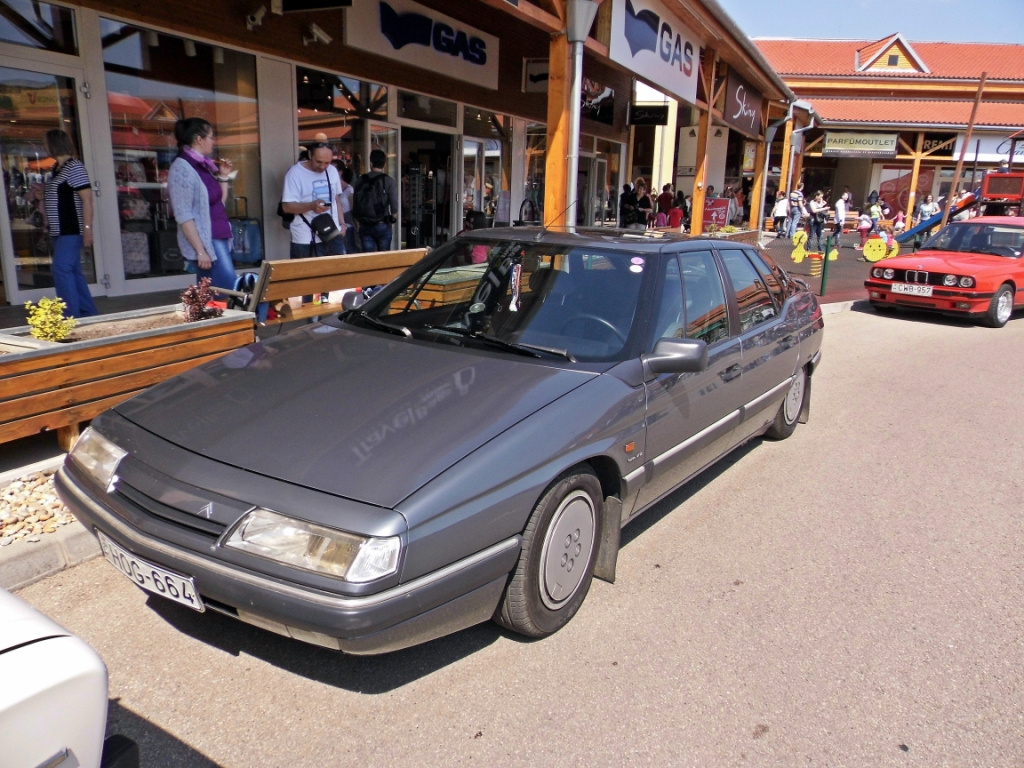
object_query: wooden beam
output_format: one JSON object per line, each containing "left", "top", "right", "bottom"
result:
{"left": 544, "top": 31, "right": 572, "bottom": 227}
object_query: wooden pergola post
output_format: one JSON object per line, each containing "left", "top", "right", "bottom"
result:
{"left": 543, "top": 30, "right": 571, "bottom": 227}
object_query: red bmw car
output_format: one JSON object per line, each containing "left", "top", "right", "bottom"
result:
{"left": 865, "top": 216, "right": 1024, "bottom": 327}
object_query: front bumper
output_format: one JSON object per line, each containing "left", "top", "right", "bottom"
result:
{"left": 864, "top": 280, "right": 993, "bottom": 315}
{"left": 56, "top": 466, "right": 519, "bottom": 655}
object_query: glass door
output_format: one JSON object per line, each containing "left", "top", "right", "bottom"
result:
{"left": 0, "top": 59, "right": 97, "bottom": 308}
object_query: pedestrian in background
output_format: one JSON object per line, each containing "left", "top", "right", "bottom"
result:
{"left": 42, "top": 128, "right": 98, "bottom": 318}
{"left": 167, "top": 117, "right": 236, "bottom": 289}
{"left": 619, "top": 183, "right": 637, "bottom": 228}
{"left": 656, "top": 183, "right": 674, "bottom": 216}
{"left": 281, "top": 141, "right": 346, "bottom": 258}
{"left": 833, "top": 191, "right": 848, "bottom": 248}
{"left": 634, "top": 178, "right": 653, "bottom": 229}
{"left": 337, "top": 163, "right": 357, "bottom": 254}
{"left": 855, "top": 209, "right": 873, "bottom": 251}
{"left": 353, "top": 148, "right": 399, "bottom": 252}
{"left": 786, "top": 182, "right": 805, "bottom": 238}
{"left": 808, "top": 190, "right": 829, "bottom": 252}
{"left": 771, "top": 191, "right": 789, "bottom": 238}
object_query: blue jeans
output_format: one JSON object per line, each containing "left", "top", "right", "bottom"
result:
{"left": 290, "top": 235, "right": 347, "bottom": 259}
{"left": 359, "top": 221, "right": 393, "bottom": 253}
{"left": 194, "top": 238, "right": 236, "bottom": 290}
{"left": 52, "top": 234, "right": 97, "bottom": 318}
{"left": 785, "top": 209, "right": 803, "bottom": 238}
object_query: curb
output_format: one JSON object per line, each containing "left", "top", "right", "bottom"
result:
{"left": 0, "top": 519, "right": 101, "bottom": 591}
{"left": 3, "top": 296, "right": 865, "bottom": 593}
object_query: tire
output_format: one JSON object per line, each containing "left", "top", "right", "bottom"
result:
{"left": 766, "top": 367, "right": 807, "bottom": 440}
{"left": 497, "top": 469, "right": 602, "bottom": 638}
{"left": 983, "top": 284, "right": 1014, "bottom": 328}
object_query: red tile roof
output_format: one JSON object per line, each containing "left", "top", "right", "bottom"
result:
{"left": 756, "top": 38, "right": 1024, "bottom": 81}
{"left": 811, "top": 98, "right": 1024, "bottom": 128}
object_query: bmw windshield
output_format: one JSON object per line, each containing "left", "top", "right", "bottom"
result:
{"left": 921, "top": 221, "right": 1024, "bottom": 258}
{"left": 340, "top": 237, "right": 649, "bottom": 363}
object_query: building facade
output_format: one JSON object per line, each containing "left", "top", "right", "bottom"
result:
{"left": 757, "top": 33, "right": 1024, "bottom": 219}
{"left": 0, "top": 0, "right": 791, "bottom": 308}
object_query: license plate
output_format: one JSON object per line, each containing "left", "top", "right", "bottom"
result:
{"left": 892, "top": 283, "right": 933, "bottom": 297}
{"left": 97, "top": 531, "right": 204, "bottom": 612}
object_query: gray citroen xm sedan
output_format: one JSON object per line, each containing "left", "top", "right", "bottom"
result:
{"left": 57, "top": 227, "right": 824, "bottom": 654}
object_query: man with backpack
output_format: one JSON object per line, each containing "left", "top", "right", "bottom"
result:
{"left": 353, "top": 148, "right": 399, "bottom": 252}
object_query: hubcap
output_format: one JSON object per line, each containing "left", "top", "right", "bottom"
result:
{"left": 539, "top": 490, "right": 596, "bottom": 610}
{"left": 996, "top": 290, "right": 1013, "bottom": 323}
{"left": 783, "top": 372, "right": 805, "bottom": 424}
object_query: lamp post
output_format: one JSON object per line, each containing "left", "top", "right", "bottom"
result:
{"left": 565, "top": 0, "right": 599, "bottom": 231}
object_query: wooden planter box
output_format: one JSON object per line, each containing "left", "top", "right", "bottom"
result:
{"left": 0, "top": 306, "right": 254, "bottom": 450}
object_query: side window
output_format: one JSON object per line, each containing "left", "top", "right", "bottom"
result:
{"left": 719, "top": 248, "right": 777, "bottom": 332}
{"left": 649, "top": 255, "right": 683, "bottom": 344}
{"left": 743, "top": 248, "right": 785, "bottom": 307}
{"left": 679, "top": 251, "right": 730, "bottom": 345}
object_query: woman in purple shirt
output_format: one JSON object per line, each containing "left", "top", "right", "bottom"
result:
{"left": 167, "top": 117, "right": 236, "bottom": 289}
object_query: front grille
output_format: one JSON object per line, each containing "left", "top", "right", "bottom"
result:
{"left": 898, "top": 269, "right": 945, "bottom": 286}
{"left": 113, "top": 478, "right": 226, "bottom": 538}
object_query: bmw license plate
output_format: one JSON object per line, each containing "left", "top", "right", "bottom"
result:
{"left": 892, "top": 283, "right": 933, "bottom": 297}
{"left": 97, "top": 531, "right": 204, "bottom": 612}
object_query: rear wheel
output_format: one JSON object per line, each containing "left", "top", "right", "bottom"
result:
{"left": 983, "top": 284, "right": 1014, "bottom": 328}
{"left": 497, "top": 469, "right": 601, "bottom": 638}
{"left": 766, "top": 368, "right": 807, "bottom": 440}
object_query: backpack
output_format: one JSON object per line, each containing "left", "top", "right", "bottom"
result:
{"left": 353, "top": 173, "right": 389, "bottom": 225}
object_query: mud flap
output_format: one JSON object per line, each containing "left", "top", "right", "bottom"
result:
{"left": 594, "top": 496, "right": 622, "bottom": 583}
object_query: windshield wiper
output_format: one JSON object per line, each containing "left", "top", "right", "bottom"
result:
{"left": 425, "top": 324, "right": 576, "bottom": 361}
{"left": 343, "top": 310, "right": 411, "bottom": 338}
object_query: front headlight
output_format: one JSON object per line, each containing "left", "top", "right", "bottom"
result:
{"left": 959, "top": 276, "right": 976, "bottom": 288}
{"left": 871, "top": 267, "right": 882, "bottom": 278}
{"left": 223, "top": 508, "right": 400, "bottom": 582}
{"left": 883, "top": 268, "right": 895, "bottom": 280}
{"left": 944, "top": 275, "right": 957, "bottom": 286}
{"left": 68, "top": 427, "right": 126, "bottom": 491}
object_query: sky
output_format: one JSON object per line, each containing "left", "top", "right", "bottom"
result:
{"left": 714, "top": 0, "right": 1024, "bottom": 44}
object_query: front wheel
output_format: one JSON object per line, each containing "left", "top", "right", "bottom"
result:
{"left": 766, "top": 368, "right": 807, "bottom": 440}
{"left": 983, "top": 284, "right": 1014, "bottom": 328}
{"left": 497, "top": 469, "right": 602, "bottom": 638}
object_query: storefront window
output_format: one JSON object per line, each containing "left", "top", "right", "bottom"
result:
{"left": 0, "top": 67, "right": 91, "bottom": 295}
{"left": 879, "top": 165, "right": 935, "bottom": 217}
{"left": 296, "top": 67, "right": 387, "bottom": 175}
{"left": 522, "top": 122, "right": 546, "bottom": 224}
{"left": 0, "top": 0, "right": 77, "bottom": 55}
{"left": 595, "top": 139, "right": 621, "bottom": 225}
{"left": 101, "top": 21, "right": 260, "bottom": 281}
{"left": 462, "top": 107, "right": 511, "bottom": 224}
{"left": 397, "top": 90, "right": 457, "bottom": 128}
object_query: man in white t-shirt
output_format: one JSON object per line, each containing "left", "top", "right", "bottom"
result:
{"left": 281, "top": 143, "right": 346, "bottom": 258}
{"left": 833, "top": 191, "right": 848, "bottom": 247}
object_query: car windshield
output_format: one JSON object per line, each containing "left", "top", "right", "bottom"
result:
{"left": 346, "top": 237, "right": 647, "bottom": 362}
{"left": 921, "top": 222, "right": 1024, "bottom": 258}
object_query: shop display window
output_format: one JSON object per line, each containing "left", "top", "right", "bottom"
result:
{"left": 101, "top": 20, "right": 260, "bottom": 280}
{"left": 0, "top": 0, "right": 77, "bottom": 54}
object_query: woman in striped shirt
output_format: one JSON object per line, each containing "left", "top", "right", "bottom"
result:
{"left": 43, "top": 129, "right": 97, "bottom": 318}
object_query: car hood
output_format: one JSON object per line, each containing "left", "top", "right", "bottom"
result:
{"left": 114, "top": 323, "right": 594, "bottom": 508}
{"left": 887, "top": 251, "right": 1015, "bottom": 274}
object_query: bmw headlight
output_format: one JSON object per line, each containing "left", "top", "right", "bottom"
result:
{"left": 944, "top": 275, "right": 957, "bottom": 286}
{"left": 959, "top": 276, "right": 975, "bottom": 288}
{"left": 223, "top": 508, "right": 400, "bottom": 582}
{"left": 871, "top": 267, "right": 882, "bottom": 278}
{"left": 69, "top": 427, "right": 126, "bottom": 491}
{"left": 883, "top": 268, "right": 895, "bottom": 280}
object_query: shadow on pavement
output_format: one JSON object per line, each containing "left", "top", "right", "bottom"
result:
{"left": 144, "top": 593, "right": 502, "bottom": 693}
{"left": 107, "top": 699, "right": 223, "bottom": 768}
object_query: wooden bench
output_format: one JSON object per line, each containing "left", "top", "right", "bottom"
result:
{"left": 238, "top": 248, "right": 427, "bottom": 325}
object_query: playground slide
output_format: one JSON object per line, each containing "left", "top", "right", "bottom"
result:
{"left": 895, "top": 192, "right": 976, "bottom": 244}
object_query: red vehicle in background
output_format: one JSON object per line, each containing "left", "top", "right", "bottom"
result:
{"left": 866, "top": 166, "right": 1024, "bottom": 327}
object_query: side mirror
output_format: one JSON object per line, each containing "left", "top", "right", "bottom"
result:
{"left": 642, "top": 337, "right": 708, "bottom": 377}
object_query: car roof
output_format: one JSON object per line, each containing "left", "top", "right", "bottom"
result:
{"left": 466, "top": 226, "right": 750, "bottom": 253}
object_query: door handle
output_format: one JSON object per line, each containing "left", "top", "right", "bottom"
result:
{"left": 719, "top": 364, "right": 742, "bottom": 382}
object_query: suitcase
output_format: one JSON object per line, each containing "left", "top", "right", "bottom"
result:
{"left": 121, "top": 231, "right": 150, "bottom": 276}
{"left": 151, "top": 228, "right": 184, "bottom": 273}
{"left": 230, "top": 197, "right": 263, "bottom": 265}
